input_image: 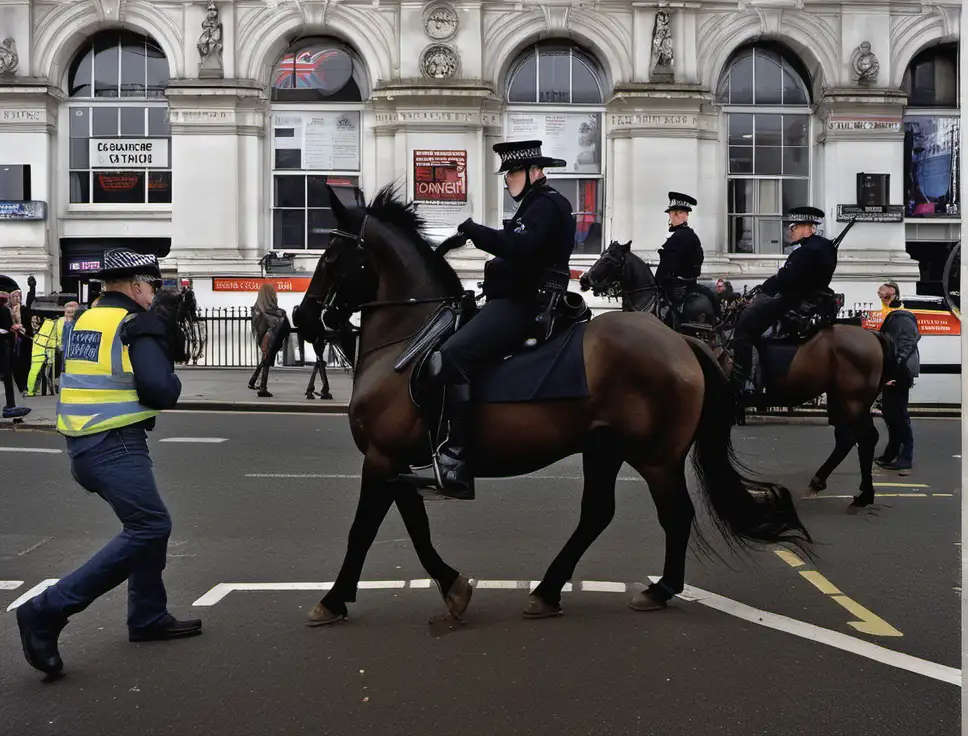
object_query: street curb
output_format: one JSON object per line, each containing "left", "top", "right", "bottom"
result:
{"left": 173, "top": 400, "right": 351, "bottom": 414}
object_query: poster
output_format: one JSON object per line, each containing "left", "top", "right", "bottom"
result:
{"left": 89, "top": 139, "right": 169, "bottom": 169}
{"left": 505, "top": 112, "right": 602, "bottom": 174}
{"left": 213, "top": 277, "right": 312, "bottom": 293}
{"left": 904, "top": 116, "right": 960, "bottom": 217}
{"left": 272, "top": 111, "right": 361, "bottom": 171}
{"left": 412, "top": 149, "right": 469, "bottom": 229}
{"left": 862, "top": 308, "right": 961, "bottom": 336}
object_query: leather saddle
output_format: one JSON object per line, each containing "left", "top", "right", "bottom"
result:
{"left": 766, "top": 288, "right": 843, "bottom": 342}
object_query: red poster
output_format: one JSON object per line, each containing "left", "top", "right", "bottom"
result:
{"left": 413, "top": 149, "right": 467, "bottom": 202}
{"left": 212, "top": 277, "right": 312, "bottom": 292}
{"left": 861, "top": 308, "right": 961, "bottom": 336}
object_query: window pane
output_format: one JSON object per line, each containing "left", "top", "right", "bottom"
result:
{"left": 783, "top": 147, "right": 808, "bottom": 176}
{"left": 275, "top": 148, "right": 302, "bottom": 170}
{"left": 308, "top": 208, "right": 338, "bottom": 248}
{"left": 757, "top": 179, "right": 781, "bottom": 213}
{"left": 119, "top": 31, "right": 146, "bottom": 97}
{"left": 273, "top": 209, "right": 305, "bottom": 249}
{"left": 782, "top": 67, "right": 808, "bottom": 105}
{"left": 753, "top": 51, "right": 783, "bottom": 104}
{"left": 93, "top": 34, "right": 120, "bottom": 98}
{"left": 783, "top": 115, "right": 809, "bottom": 146}
{"left": 70, "top": 140, "right": 90, "bottom": 168}
{"left": 729, "top": 215, "right": 754, "bottom": 253}
{"left": 93, "top": 171, "right": 145, "bottom": 203}
{"left": 571, "top": 57, "right": 603, "bottom": 104}
{"left": 538, "top": 52, "right": 571, "bottom": 103}
{"left": 148, "top": 107, "right": 170, "bottom": 136}
{"left": 70, "top": 107, "right": 90, "bottom": 138}
{"left": 92, "top": 107, "right": 119, "bottom": 136}
{"left": 70, "top": 172, "right": 90, "bottom": 203}
{"left": 573, "top": 179, "right": 603, "bottom": 255}
{"left": 120, "top": 107, "right": 145, "bottom": 135}
{"left": 904, "top": 115, "right": 961, "bottom": 217}
{"left": 728, "top": 146, "right": 753, "bottom": 174}
{"left": 757, "top": 217, "right": 784, "bottom": 254}
{"left": 754, "top": 147, "right": 782, "bottom": 175}
{"left": 274, "top": 175, "right": 305, "bottom": 207}
{"left": 782, "top": 178, "right": 809, "bottom": 215}
{"left": 728, "top": 179, "right": 754, "bottom": 214}
{"left": 727, "top": 54, "right": 753, "bottom": 105}
{"left": 148, "top": 171, "right": 171, "bottom": 204}
{"left": 754, "top": 114, "right": 782, "bottom": 146}
{"left": 69, "top": 46, "right": 94, "bottom": 97}
{"left": 728, "top": 113, "right": 753, "bottom": 145}
{"left": 307, "top": 175, "right": 333, "bottom": 207}
{"left": 145, "top": 39, "right": 169, "bottom": 97}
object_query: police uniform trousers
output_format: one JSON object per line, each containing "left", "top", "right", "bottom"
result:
{"left": 31, "top": 426, "right": 172, "bottom": 630}
{"left": 439, "top": 298, "right": 537, "bottom": 383}
{"left": 733, "top": 293, "right": 791, "bottom": 377}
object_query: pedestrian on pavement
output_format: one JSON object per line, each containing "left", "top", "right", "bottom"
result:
{"left": 248, "top": 282, "right": 289, "bottom": 398}
{"left": 0, "top": 291, "right": 30, "bottom": 419}
{"left": 16, "top": 249, "right": 201, "bottom": 678}
{"left": 875, "top": 283, "right": 920, "bottom": 473}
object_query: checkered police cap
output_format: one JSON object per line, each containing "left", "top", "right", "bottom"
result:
{"left": 784, "top": 206, "right": 825, "bottom": 225}
{"left": 97, "top": 249, "right": 162, "bottom": 280}
{"left": 665, "top": 192, "right": 698, "bottom": 213}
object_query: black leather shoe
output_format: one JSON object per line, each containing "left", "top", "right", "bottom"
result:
{"left": 16, "top": 604, "right": 64, "bottom": 676}
{"left": 129, "top": 616, "right": 202, "bottom": 642}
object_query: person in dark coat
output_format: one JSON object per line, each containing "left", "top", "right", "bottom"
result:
{"left": 0, "top": 291, "right": 30, "bottom": 419}
{"left": 655, "top": 192, "right": 704, "bottom": 305}
{"left": 411, "top": 139, "right": 577, "bottom": 500}
{"left": 248, "top": 283, "right": 289, "bottom": 398}
{"left": 875, "top": 287, "right": 920, "bottom": 472}
{"left": 732, "top": 205, "right": 838, "bottom": 399}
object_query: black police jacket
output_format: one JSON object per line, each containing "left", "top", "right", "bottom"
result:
{"left": 761, "top": 234, "right": 837, "bottom": 301}
{"left": 461, "top": 183, "right": 576, "bottom": 300}
{"left": 655, "top": 223, "right": 703, "bottom": 284}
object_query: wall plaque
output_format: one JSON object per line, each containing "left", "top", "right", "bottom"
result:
{"left": 836, "top": 204, "right": 904, "bottom": 222}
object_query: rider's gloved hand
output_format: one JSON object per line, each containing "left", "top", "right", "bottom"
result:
{"left": 457, "top": 218, "right": 477, "bottom": 234}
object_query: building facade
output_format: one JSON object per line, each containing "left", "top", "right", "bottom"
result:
{"left": 0, "top": 0, "right": 961, "bottom": 318}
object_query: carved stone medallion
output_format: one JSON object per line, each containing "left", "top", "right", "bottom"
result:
{"left": 0, "top": 38, "right": 19, "bottom": 76}
{"left": 420, "top": 44, "right": 460, "bottom": 80}
{"left": 850, "top": 41, "right": 879, "bottom": 84}
{"left": 423, "top": 4, "right": 458, "bottom": 41}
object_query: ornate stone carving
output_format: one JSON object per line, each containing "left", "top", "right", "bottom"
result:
{"left": 420, "top": 44, "right": 459, "bottom": 80}
{"left": 197, "top": 1, "right": 224, "bottom": 79}
{"left": 423, "top": 4, "right": 458, "bottom": 41}
{"left": 851, "top": 41, "right": 879, "bottom": 84}
{"left": 0, "top": 38, "right": 19, "bottom": 76}
{"left": 651, "top": 10, "right": 673, "bottom": 78}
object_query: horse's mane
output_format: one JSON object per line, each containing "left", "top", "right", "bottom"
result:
{"left": 365, "top": 184, "right": 465, "bottom": 297}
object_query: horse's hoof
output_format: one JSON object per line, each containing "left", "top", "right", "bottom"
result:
{"left": 807, "top": 476, "right": 826, "bottom": 493}
{"left": 320, "top": 392, "right": 334, "bottom": 401}
{"left": 305, "top": 394, "right": 316, "bottom": 400}
{"left": 306, "top": 601, "right": 346, "bottom": 627}
{"left": 522, "top": 595, "right": 562, "bottom": 619}
{"left": 628, "top": 589, "right": 668, "bottom": 612}
{"left": 445, "top": 575, "right": 473, "bottom": 620}
{"left": 846, "top": 494, "right": 874, "bottom": 514}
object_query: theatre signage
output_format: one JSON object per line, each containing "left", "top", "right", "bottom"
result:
{"left": 89, "top": 139, "right": 170, "bottom": 169}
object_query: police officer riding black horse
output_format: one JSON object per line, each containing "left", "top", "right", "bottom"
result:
{"left": 409, "top": 139, "right": 577, "bottom": 500}
{"left": 731, "top": 205, "right": 838, "bottom": 403}
{"left": 656, "top": 192, "right": 704, "bottom": 315}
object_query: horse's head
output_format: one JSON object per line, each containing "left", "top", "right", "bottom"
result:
{"left": 580, "top": 239, "right": 631, "bottom": 296}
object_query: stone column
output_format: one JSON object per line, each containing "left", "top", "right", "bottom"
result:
{"left": 0, "top": 80, "right": 63, "bottom": 293}
{"left": 165, "top": 79, "right": 265, "bottom": 277}
{"left": 815, "top": 88, "right": 917, "bottom": 281}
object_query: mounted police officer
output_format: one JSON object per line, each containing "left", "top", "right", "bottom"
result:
{"left": 412, "top": 139, "right": 577, "bottom": 501}
{"left": 731, "top": 206, "right": 837, "bottom": 400}
{"left": 16, "top": 249, "right": 200, "bottom": 677}
{"left": 655, "top": 192, "right": 704, "bottom": 307}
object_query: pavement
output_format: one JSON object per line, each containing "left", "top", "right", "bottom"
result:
{"left": 0, "top": 413, "right": 961, "bottom": 735}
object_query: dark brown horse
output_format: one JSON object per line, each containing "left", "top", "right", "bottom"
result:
{"left": 296, "top": 184, "right": 810, "bottom": 625}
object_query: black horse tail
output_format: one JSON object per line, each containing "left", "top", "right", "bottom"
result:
{"left": 684, "top": 336, "right": 813, "bottom": 554}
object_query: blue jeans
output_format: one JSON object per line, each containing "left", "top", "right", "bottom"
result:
{"left": 33, "top": 427, "right": 172, "bottom": 629}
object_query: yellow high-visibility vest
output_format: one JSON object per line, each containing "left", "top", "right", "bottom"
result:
{"left": 55, "top": 305, "right": 160, "bottom": 437}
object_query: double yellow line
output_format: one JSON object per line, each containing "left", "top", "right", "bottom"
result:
{"left": 775, "top": 550, "right": 903, "bottom": 637}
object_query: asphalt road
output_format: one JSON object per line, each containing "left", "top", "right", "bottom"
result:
{"left": 0, "top": 413, "right": 961, "bottom": 736}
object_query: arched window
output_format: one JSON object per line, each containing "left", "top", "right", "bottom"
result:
{"left": 717, "top": 43, "right": 812, "bottom": 254}
{"left": 270, "top": 37, "right": 365, "bottom": 250}
{"left": 902, "top": 44, "right": 960, "bottom": 218}
{"left": 503, "top": 42, "right": 606, "bottom": 255}
{"left": 68, "top": 30, "right": 171, "bottom": 205}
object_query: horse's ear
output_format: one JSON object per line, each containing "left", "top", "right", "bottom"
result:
{"left": 621, "top": 240, "right": 632, "bottom": 252}
{"left": 327, "top": 184, "right": 350, "bottom": 226}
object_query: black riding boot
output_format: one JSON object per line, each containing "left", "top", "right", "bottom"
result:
{"left": 430, "top": 382, "right": 475, "bottom": 499}
{"left": 730, "top": 364, "right": 749, "bottom": 426}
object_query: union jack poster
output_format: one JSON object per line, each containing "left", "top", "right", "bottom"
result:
{"left": 272, "top": 48, "right": 352, "bottom": 91}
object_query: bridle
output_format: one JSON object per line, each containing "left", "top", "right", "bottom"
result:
{"left": 585, "top": 247, "right": 657, "bottom": 302}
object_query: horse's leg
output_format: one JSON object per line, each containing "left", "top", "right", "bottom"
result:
{"left": 309, "top": 456, "right": 397, "bottom": 625}
{"left": 628, "top": 460, "right": 695, "bottom": 611}
{"left": 849, "top": 413, "right": 879, "bottom": 511}
{"left": 525, "top": 432, "right": 623, "bottom": 618}
{"left": 807, "top": 423, "right": 857, "bottom": 495}
{"left": 393, "top": 484, "right": 469, "bottom": 618}
{"left": 319, "top": 358, "right": 333, "bottom": 400}
{"left": 305, "top": 360, "right": 318, "bottom": 399}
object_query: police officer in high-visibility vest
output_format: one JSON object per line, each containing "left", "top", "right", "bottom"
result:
{"left": 16, "top": 249, "right": 199, "bottom": 677}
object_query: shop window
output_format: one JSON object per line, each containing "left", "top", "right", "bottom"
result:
{"left": 903, "top": 44, "right": 960, "bottom": 218}
{"left": 68, "top": 31, "right": 171, "bottom": 204}
{"left": 504, "top": 43, "right": 606, "bottom": 255}
{"left": 717, "top": 44, "right": 812, "bottom": 253}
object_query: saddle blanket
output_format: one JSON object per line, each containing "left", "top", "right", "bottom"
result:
{"left": 758, "top": 340, "right": 799, "bottom": 383}
{"left": 477, "top": 321, "right": 590, "bottom": 404}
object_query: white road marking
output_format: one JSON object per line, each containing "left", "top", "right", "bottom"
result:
{"left": 581, "top": 581, "right": 628, "bottom": 593}
{"left": 16, "top": 536, "right": 53, "bottom": 557}
{"left": 6, "top": 579, "right": 59, "bottom": 612}
{"left": 245, "top": 473, "right": 640, "bottom": 482}
{"left": 0, "top": 447, "right": 62, "bottom": 454}
{"left": 0, "top": 581, "right": 24, "bottom": 591}
{"left": 646, "top": 576, "right": 961, "bottom": 688}
{"left": 159, "top": 437, "right": 228, "bottom": 443}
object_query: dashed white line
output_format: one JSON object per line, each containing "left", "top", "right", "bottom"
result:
{"left": 6, "top": 579, "right": 59, "bottom": 612}
{"left": 159, "top": 437, "right": 228, "bottom": 443}
{"left": 0, "top": 581, "right": 24, "bottom": 591}
{"left": 16, "top": 536, "right": 53, "bottom": 557}
{"left": 245, "top": 473, "right": 641, "bottom": 482}
{"left": 0, "top": 447, "right": 62, "bottom": 454}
